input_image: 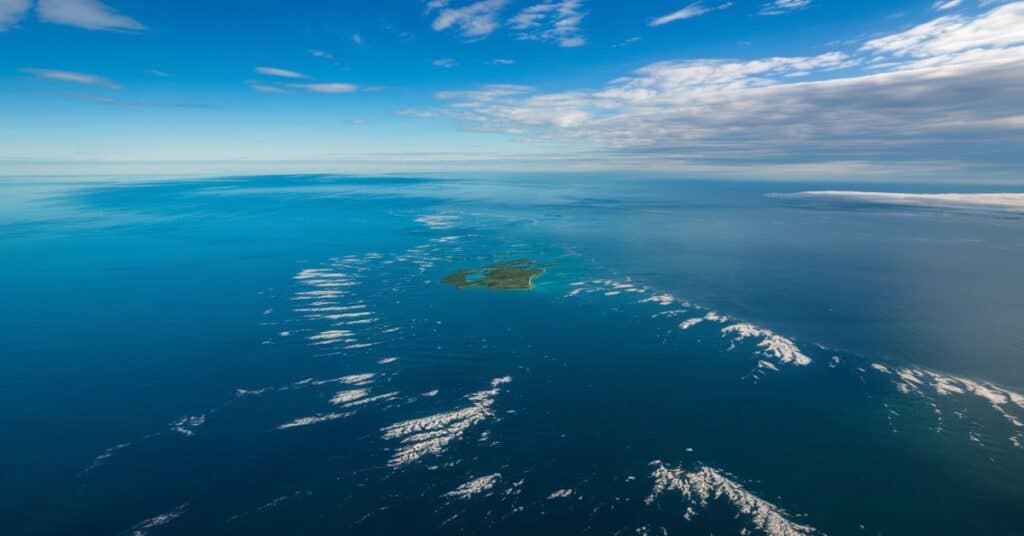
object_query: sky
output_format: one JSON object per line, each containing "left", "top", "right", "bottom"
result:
{"left": 1, "top": 0, "right": 1023, "bottom": 180}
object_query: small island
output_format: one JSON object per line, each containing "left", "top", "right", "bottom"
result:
{"left": 442, "top": 259, "right": 544, "bottom": 290}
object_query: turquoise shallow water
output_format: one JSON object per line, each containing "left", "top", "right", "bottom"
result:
{"left": 2, "top": 175, "right": 1023, "bottom": 535}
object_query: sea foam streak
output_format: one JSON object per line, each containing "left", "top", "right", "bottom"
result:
{"left": 444, "top": 473, "right": 502, "bottom": 499}
{"left": 277, "top": 412, "right": 352, "bottom": 430}
{"left": 126, "top": 504, "right": 189, "bottom": 536}
{"left": 381, "top": 377, "right": 510, "bottom": 468}
{"left": 721, "top": 323, "right": 811, "bottom": 366}
{"left": 647, "top": 461, "right": 816, "bottom": 536}
{"left": 871, "top": 364, "right": 1024, "bottom": 434}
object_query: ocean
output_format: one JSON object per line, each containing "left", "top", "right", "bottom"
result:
{"left": 2, "top": 175, "right": 1023, "bottom": 535}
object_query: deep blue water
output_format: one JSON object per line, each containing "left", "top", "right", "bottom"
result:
{"left": 2, "top": 175, "right": 1023, "bottom": 535}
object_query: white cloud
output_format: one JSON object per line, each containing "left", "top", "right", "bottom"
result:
{"left": 0, "top": 0, "right": 31, "bottom": 31}
{"left": 760, "top": 0, "right": 811, "bottom": 16}
{"left": 352, "top": 33, "right": 363, "bottom": 45}
{"left": 650, "top": 2, "right": 731, "bottom": 27}
{"left": 22, "top": 67, "right": 121, "bottom": 89}
{"left": 289, "top": 82, "right": 359, "bottom": 94}
{"left": 509, "top": 0, "right": 586, "bottom": 47}
{"left": 773, "top": 191, "right": 1024, "bottom": 212}
{"left": 250, "top": 83, "right": 290, "bottom": 94}
{"left": 614, "top": 36, "right": 641, "bottom": 47}
{"left": 934, "top": 0, "right": 962, "bottom": 10}
{"left": 255, "top": 66, "right": 308, "bottom": 79}
{"left": 429, "top": 0, "right": 509, "bottom": 39}
{"left": 861, "top": 3, "right": 1024, "bottom": 57}
{"left": 490, "top": 57, "right": 516, "bottom": 64}
{"left": 36, "top": 0, "right": 144, "bottom": 31}
{"left": 308, "top": 49, "right": 334, "bottom": 60}
{"left": 144, "top": 69, "right": 173, "bottom": 78}
{"left": 433, "top": 58, "right": 458, "bottom": 68}
{"left": 394, "top": 108, "right": 439, "bottom": 118}
{"left": 433, "top": 3, "right": 1024, "bottom": 174}
{"left": 436, "top": 83, "right": 533, "bottom": 102}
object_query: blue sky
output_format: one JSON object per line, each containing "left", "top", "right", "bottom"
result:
{"left": 1, "top": 0, "right": 1022, "bottom": 180}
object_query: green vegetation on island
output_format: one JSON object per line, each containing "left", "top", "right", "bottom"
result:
{"left": 442, "top": 259, "right": 544, "bottom": 290}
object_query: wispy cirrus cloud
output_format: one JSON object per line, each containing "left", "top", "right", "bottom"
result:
{"left": 22, "top": 67, "right": 121, "bottom": 89}
{"left": 288, "top": 82, "right": 359, "bottom": 94}
{"left": 36, "top": 0, "right": 144, "bottom": 31}
{"left": 933, "top": 0, "right": 961, "bottom": 10}
{"left": 432, "top": 3, "right": 1024, "bottom": 176}
{"left": 249, "top": 83, "right": 290, "bottom": 94}
{"left": 760, "top": 0, "right": 811, "bottom": 16}
{"left": 255, "top": 66, "right": 308, "bottom": 79}
{"left": 433, "top": 58, "right": 458, "bottom": 68}
{"left": 650, "top": 2, "right": 731, "bottom": 27}
{"left": 0, "top": 0, "right": 32, "bottom": 31}
{"left": 509, "top": 0, "right": 586, "bottom": 47}
{"left": 427, "top": 0, "right": 509, "bottom": 40}
{"left": 436, "top": 83, "right": 533, "bottom": 102}
{"left": 308, "top": 49, "right": 334, "bottom": 60}
{"left": 394, "top": 108, "right": 439, "bottom": 118}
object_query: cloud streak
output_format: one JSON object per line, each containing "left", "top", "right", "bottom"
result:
{"left": 288, "top": 82, "right": 359, "bottom": 94}
{"left": 760, "top": 0, "right": 811, "bottom": 16}
{"left": 22, "top": 67, "right": 121, "bottom": 89}
{"left": 255, "top": 66, "right": 308, "bottom": 79}
{"left": 650, "top": 2, "right": 731, "bottom": 27}
{"left": 772, "top": 191, "right": 1024, "bottom": 212}
{"left": 36, "top": 0, "right": 144, "bottom": 31}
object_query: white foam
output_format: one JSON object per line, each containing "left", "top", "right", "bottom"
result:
{"left": 330, "top": 389, "right": 369, "bottom": 405}
{"left": 381, "top": 377, "right": 510, "bottom": 468}
{"left": 170, "top": 415, "right": 206, "bottom": 437}
{"left": 345, "top": 342, "right": 380, "bottom": 350}
{"left": 647, "top": 461, "right": 816, "bottom": 536}
{"left": 721, "top": 323, "right": 812, "bottom": 366}
{"left": 641, "top": 294, "right": 676, "bottom": 306}
{"left": 127, "top": 504, "right": 188, "bottom": 535}
{"left": 378, "top": 357, "right": 399, "bottom": 364}
{"left": 82, "top": 442, "right": 132, "bottom": 474}
{"left": 311, "top": 373, "right": 375, "bottom": 386}
{"left": 873, "top": 365, "right": 1024, "bottom": 429}
{"left": 416, "top": 214, "right": 459, "bottom": 230}
{"left": 308, "top": 330, "right": 353, "bottom": 342}
{"left": 679, "top": 318, "right": 704, "bottom": 330}
{"left": 652, "top": 309, "right": 691, "bottom": 319}
{"left": 679, "top": 311, "right": 729, "bottom": 331}
{"left": 341, "top": 391, "right": 399, "bottom": 408}
{"left": 444, "top": 473, "right": 502, "bottom": 499}
{"left": 277, "top": 412, "right": 351, "bottom": 430}
{"left": 333, "top": 311, "right": 372, "bottom": 318}
{"left": 547, "top": 488, "right": 574, "bottom": 500}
